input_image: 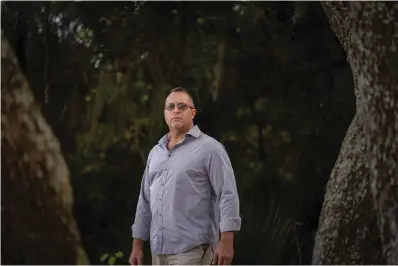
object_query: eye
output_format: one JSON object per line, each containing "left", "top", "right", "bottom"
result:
{"left": 177, "top": 103, "right": 188, "bottom": 110}
{"left": 165, "top": 103, "right": 175, "bottom": 110}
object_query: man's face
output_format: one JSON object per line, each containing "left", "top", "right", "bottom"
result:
{"left": 164, "top": 91, "right": 196, "bottom": 130}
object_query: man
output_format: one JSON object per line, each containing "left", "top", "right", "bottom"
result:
{"left": 129, "top": 87, "right": 241, "bottom": 265}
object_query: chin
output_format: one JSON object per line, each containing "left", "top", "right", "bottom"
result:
{"left": 170, "top": 122, "right": 184, "bottom": 129}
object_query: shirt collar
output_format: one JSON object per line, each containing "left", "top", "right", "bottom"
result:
{"left": 158, "top": 125, "right": 202, "bottom": 145}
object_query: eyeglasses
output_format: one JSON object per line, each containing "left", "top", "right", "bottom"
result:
{"left": 165, "top": 102, "right": 195, "bottom": 111}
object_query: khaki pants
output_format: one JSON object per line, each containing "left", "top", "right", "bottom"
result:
{"left": 151, "top": 244, "right": 214, "bottom": 265}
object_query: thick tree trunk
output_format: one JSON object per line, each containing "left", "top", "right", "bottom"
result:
{"left": 313, "top": 2, "right": 398, "bottom": 264}
{"left": 1, "top": 32, "right": 89, "bottom": 264}
{"left": 350, "top": 3, "right": 398, "bottom": 264}
{"left": 312, "top": 115, "right": 384, "bottom": 264}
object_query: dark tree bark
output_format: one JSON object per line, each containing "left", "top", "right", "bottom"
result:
{"left": 313, "top": 115, "right": 384, "bottom": 264}
{"left": 353, "top": 3, "right": 398, "bottom": 263}
{"left": 313, "top": 2, "right": 398, "bottom": 264}
{"left": 1, "top": 31, "right": 89, "bottom": 264}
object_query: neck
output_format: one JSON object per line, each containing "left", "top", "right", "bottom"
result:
{"left": 169, "top": 124, "right": 194, "bottom": 141}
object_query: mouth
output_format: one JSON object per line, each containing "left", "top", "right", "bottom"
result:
{"left": 171, "top": 117, "right": 182, "bottom": 121}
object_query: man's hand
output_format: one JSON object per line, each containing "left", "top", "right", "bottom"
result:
{"left": 212, "top": 232, "right": 234, "bottom": 265}
{"left": 129, "top": 239, "right": 144, "bottom": 265}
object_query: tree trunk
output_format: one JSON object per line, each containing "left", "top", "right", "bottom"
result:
{"left": 1, "top": 31, "right": 89, "bottom": 265}
{"left": 312, "top": 114, "right": 384, "bottom": 264}
{"left": 313, "top": 2, "right": 398, "bottom": 264}
{"left": 350, "top": 3, "right": 398, "bottom": 264}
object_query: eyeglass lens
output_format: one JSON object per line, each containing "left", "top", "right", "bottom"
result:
{"left": 166, "top": 103, "right": 189, "bottom": 111}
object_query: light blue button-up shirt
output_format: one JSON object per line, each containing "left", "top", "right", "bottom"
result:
{"left": 131, "top": 125, "right": 241, "bottom": 255}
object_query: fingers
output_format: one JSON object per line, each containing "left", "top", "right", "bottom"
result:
{"left": 138, "top": 256, "right": 143, "bottom": 265}
{"left": 212, "top": 253, "right": 233, "bottom": 265}
{"left": 212, "top": 255, "right": 231, "bottom": 265}
{"left": 219, "top": 256, "right": 232, "bottom": 265}
{"left": 130, "top": 258, "right": 137, "bottom": 265}
{"left": 130, "top": 256, "right": 141, "bottom": 265}
{"left": 219, "top": 257, "right": 229, "bottom": 265}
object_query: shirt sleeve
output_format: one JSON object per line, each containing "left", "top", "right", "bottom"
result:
{"left": 206, "top": 142, "right": 242, "bottom": 233}
{"left": 131, "top": 157, "right": 152, "bottom": 240}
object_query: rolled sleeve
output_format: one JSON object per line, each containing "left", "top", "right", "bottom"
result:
{"left": 207, "top": 142, "right": 241, "bottom": 232}
{"left": 220, "top": 217, "right": 241, "bottom": 232}
{"left": 131, "top": 159, "right": 152, "bottom": 240}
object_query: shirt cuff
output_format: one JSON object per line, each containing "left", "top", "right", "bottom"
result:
{"left": 220, "top": 217, "right": 241, "bottom": 232}
{"left": 131, "top": 224, "right": 150, "bottom": 240}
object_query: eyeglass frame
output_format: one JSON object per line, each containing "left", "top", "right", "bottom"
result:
{"left": 164, "top": 102, "right": 195, "bottom": 111}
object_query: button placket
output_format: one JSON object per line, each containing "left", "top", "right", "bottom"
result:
{"left": 160, "top": 150, "right": 174, "bottom": 253}
{"left": 159, "top": 139, "right": 186, "bottom": 253}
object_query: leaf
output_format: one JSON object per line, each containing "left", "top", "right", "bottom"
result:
{"left": 279, "top": 130, "right": 291, "bottom": 143}
{"left": 123, "top": 129, "right": 133, "bottom": 140}
{"left": 254, "top": 97, "right": 267, "bottom": 111}
{"left": 81, "top": 162, "right": 103, "bottom": 174}
{"left": 115, "top": 251, "right": 124, "bottom": 258}
{"left": 108, "top": 256, "right": 116, "bottom": 265}
{"left": 82, "top": 165, "right": 93, "bottom": 173}
{"left": 140, "top": 94, "right": 149, "bottom": 103}
{"left": 100, "top": 253, "right": 109, "bottom": 262}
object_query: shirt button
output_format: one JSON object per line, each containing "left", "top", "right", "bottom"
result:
{"left": 168, "top": 154, "right": 172, "bottom": 157}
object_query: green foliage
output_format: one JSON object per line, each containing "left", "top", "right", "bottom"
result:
{"left": 100, "top": 251, "right": 124, "bottom": 265}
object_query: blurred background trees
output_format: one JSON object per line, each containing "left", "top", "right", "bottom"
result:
{"left": 1, "top": 1, "right": 357, "bottom": 264}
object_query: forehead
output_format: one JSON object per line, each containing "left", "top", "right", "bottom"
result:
{"left": 165, "top": 91, "right": 192, "bottom": 104}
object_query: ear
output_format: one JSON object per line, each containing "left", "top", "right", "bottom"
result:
{"left": 191, "top": 108, "right": 197, "bottom": 119}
